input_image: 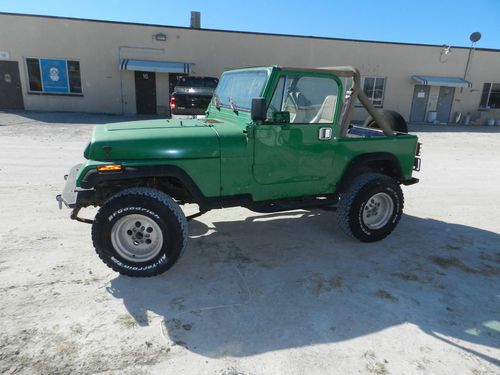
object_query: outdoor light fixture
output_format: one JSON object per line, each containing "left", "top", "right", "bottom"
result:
{"left": 441, "top": 45, "right": 451, "bottom": 55}
{"left": 154, "top": 33, "right": 167, "bottom": 41}
{"left": 439, "top": 45, "right": 452, "bottom": 63}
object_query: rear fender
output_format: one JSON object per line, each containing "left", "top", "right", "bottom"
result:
{"left": 336, "top": 153, "right": 404, "bottom": 193}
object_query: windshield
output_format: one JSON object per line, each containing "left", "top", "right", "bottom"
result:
{"left": 213, "top": 70, "right": 268, "bottom": 111}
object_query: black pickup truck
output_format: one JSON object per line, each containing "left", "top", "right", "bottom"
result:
{"left": 169, "top": 76, "right": 219, "bottom": 116}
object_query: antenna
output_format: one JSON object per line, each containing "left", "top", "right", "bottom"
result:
{"left": 469, "top": 32, "right": 481, "bottom": 43}
{"left": 463, "top": 31, "right": 482, "bottom": 81}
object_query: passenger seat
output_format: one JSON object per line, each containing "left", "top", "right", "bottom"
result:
{"left": 310, "top": 95, "right": 337, "bottom": 123}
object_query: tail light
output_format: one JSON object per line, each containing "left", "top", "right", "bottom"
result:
{"left": 416, "top": 142, "right": 422, "bottom": 156}
{"left": 169, "top": 96, "right": 176, "bottom": 110}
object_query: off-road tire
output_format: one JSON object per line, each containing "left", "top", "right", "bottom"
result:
{"left": 364, "top": 110, "right": 408, "bottom": 133}
{"left": 337, "top": 173, "right": 403, "bottom": 242}
{"left": 92, "top": 187, "right": 188, "bottom": 277}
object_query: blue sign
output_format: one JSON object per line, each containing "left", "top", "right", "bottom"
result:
{"left": 40, "top": 59, "right": 68, "bottom": 93}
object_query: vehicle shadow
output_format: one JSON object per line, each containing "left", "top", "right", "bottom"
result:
{"left": 107, "top": 211, "right": 500, "bottom": 363}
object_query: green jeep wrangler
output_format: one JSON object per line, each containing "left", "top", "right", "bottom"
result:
{"left": 57, "top": 66, "right": 421, "bottom": 277}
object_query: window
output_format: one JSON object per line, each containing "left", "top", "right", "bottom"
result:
{"left": 267, "top": 74, "right": 339, "bottom": 123}
{"left": 26, "top": 58, "right": 42, "bottom": 91}
{"left": 175, "top": 76, "right": 219, "bottom": 88}
{"left": 479, "top": 83, "right": 500, "bottom": 109}
{"left": 362, "top": 77, "right": 386, "bottom": 107}
{"left": 26, "top": 58, "right": 82, "bottom": 94}
{"left": 344, "top": 76, "right": 386, "bottom": 107}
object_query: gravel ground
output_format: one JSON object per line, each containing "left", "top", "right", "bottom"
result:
{"left": 0, "top": 111, "right": 499, "bottom": 375}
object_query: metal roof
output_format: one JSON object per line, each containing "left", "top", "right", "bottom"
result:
{"left": 411, "top": 75, "right": 472, "bottom": 88}
{"left": 119, "top": 59, "right": 191, "bottom": 74}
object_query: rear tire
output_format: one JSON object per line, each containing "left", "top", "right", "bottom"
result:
{"left": 364, "top": 110, "right": 408, "bottom": 133}
{"left": 337, "top": 173, "right": 403, "bottom": 242}
{"left": 92, "top": 187, "right": 188, "bottom": 277}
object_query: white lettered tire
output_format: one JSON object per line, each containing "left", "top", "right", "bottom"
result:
{"left": 91, "top": 187, "right": 188, "bottom": 277}
{"left": 337, "top": 173, "right": 403, "bottom": 242}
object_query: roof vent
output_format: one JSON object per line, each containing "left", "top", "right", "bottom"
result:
{"left": 190, "top": 11, "right": 201, "bottom": 29}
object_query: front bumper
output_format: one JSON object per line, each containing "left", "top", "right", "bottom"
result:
{"left": 56, "top": 163, "right": 91, "bottom": 209}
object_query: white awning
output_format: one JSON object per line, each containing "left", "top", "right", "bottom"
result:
{"left": 119, "top": 59, "right": 191, "bottom": 74}
{"left": 411, "top": 75, "right": 472, "bottom": 88}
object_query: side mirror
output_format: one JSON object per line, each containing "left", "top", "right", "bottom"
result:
{"left": 251, "top": 97, "right": 267, "bottom": 122}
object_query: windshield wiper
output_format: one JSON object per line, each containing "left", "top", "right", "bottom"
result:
{"left": 228, "top": 97, "right": 238, "bottom": 113}
{"left": 213, "top": 94, "right": 221, "bottom": 109}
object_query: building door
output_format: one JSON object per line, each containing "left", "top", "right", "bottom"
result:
{"left": 135, "top": 71, "right": 156, "bottom": 114}
{"left": 409, "top": 85, "right": 429, "bottom": 122}
{"left": 0, "top": 61, "right": 24, "bottom": 110}
{"left": 436, "top": 86, "right": 455, "bottom": 123}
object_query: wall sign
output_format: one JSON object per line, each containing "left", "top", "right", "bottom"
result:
{"left": 40, "top": 58, "right": 69, "bottom": 93}
{"left": 0, "top": 51, "right": 10, "bottom": 59}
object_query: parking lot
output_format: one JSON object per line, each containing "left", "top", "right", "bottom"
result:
{"left": 0, "top": 111, "right": 499, "bottom": 375}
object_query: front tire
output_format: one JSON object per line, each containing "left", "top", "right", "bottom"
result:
{"left": 92, "top": 187, "right": 188, "bottom": 277}
{"left": 337, "top": 173, "right": 403, "bottom": 242}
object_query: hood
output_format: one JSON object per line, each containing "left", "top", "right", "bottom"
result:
{"left": 86, "top": 118, "right": 220, "bottom": 161}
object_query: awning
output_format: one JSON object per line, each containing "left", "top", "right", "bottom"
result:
{"left": 119, "top": 59, "right": 191, "bottom": 74}
{"left": 411, "top": 75, "right": 472, "bottom": 88}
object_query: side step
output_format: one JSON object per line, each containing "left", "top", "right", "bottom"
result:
{"left": 248, "top": 195, "right": 339, "bottom": 213}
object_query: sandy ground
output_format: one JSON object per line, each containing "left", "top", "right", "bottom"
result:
{"left": 0, "top": 111, "right": 499, "bottom": 375}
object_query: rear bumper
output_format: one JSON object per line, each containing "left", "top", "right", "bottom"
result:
{"left": 56, "top": 164, "right": 93, "bottom": 209}
{"left": 402, "top": 177, "right": 419, "bottom": 186}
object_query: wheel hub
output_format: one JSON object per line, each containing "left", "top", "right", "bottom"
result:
{"left": 362, "top": 192, "right": 394, "bottom": 230}
{"left": 111, "top": 214, "right": 163, "bottom": 263}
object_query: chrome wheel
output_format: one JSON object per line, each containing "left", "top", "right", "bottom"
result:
{"left": 362, "top": 192, "right": 394, "bottom": 230}
{"left": 111, "top": 214, "right": 163, "bottom": 263}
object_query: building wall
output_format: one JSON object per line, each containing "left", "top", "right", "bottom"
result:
{"left": 0, "top": 13, "right": 499, "bottom": 122}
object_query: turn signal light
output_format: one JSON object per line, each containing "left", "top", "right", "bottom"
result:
{"left": 96, "top": 164, "right": 123, "bottom": 172}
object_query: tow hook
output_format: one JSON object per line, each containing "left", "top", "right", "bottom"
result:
{"left": 70, "top": 207, "right": 94, "bottom": 224}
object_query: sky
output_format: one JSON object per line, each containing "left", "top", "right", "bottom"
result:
{"left": 1, "top": 0, "right": 499, "bottom": 49}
